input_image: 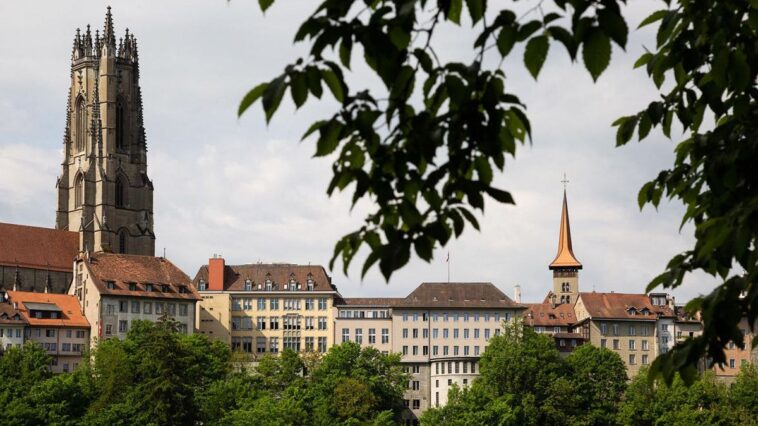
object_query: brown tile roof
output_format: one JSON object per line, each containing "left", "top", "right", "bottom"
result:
{"left": 83, "top": 253, "right": 200, "bottom": 301}
{"left": 6, "top": 291, "right": 89, "bottom": 328}
{"left": 0, "top": 302, "right": 27, "bottom": 325}
{"left": 396, "top": 282, "right": 524, "bottom": 309}
{"left": 335, "top": 297, "right": 404, "bottom": 307}
{"left": 578, "top": 292, "right": 669, "bottom": 320}
{"left": 192, "top": 263, "right": 336, "bottom": 292}
{"left": 524, "top": 302, "right": 577, "bottom": 327}
{"left": 0, "top": 222, "right": 78, "bottom": 272}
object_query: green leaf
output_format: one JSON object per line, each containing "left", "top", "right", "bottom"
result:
{"left": 582, "top": 27, "right": 611, "bottom": 81}
{"left": 637, "top": 10, "right": 667, "bottom": 29}
{"left": 615, "top": 115, "right": 638, "bottom": 146}
{"left": 638, "top": 113, "right": 652, "bottom": 140}
{"left": 524, "top": 35, "right": 549, "bottom": 79}
{"left": 485, "top": 186, "right": 515, "bottom": 204}
{"left": 339, "top": 37, "right": 352, "bottom": 69}
{"left": 389, "top": 26, "right": 411, "bottom": 49}
{"left": 447, "top": 0, "right": 463, "bottom": 24}
{"left": 262, "top": 76, "right": 286, "bottom": 123}
{"left": 306, "top": 67, "right": 323, "bottom": 98}
{"left": 548, "top": 26, "right": 577, "bottom": 59}
{"left": 321, "top": 69, "right": 344, "bottom": 102}
{"left": 496, "top": 25, "right": 518, "bottom": 57}
{"left": 598, "top": 8, "right": 628, "bottom": 48}
{"left": 465, "top": 0, "right": 485, "bottom": 24}
{"left": 458, "top": 207, "right": 480, "bottom": 230}
{"left": 315, "top": 120, "right": 343, "bottom": 156}
{"left": 258, "top": 0, "right": 274, "bottom": 13}
{"left": 238, "top": 83, "right": 268, "bottom": 117}
{"left": 729, "top": 50, "right": 751, "bottom": 90}
{"left": 289, "top": 72, "right": 308, "bottom": 109}
{"left": 633, "top": 52, "right": 653, "bottom": 69}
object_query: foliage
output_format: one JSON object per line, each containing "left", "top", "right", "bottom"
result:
{"left": 247, "top": 0, "right": 758, "bottom": 381}
{"left": 566, "top": 344, "right": 628, "bottom": 425}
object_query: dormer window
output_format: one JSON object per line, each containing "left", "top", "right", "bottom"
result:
{"left": 145, "top": 283, "right": 154, "bottom": 292}
{"left": 198, "top": 279, "right": 206, "bottom": 291}
{"left": 289, "top": 278, "right": 297, "bottom": 291}
{"left": 129, "top": 282, "right": 137, "bottom": 291}
{"left": 307, "top": 280, "right": 314, "bottom": 291}
{"left": 244, "top": 279, "right": 253, "bottom": 291}
{"left": 106, "top": 281, "right": 115, "bottom": 290}
{"left": 265, "top": 280, "right": 273, "bottom": 291}
{"left": 161, "top": 284, "right": 169, "bottom": 292}
{"left": 179, "top": 286, "right": 188, "bottom": 294}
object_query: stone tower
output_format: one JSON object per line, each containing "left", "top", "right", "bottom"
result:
{"left": 549, "top": 190, "right": 581, "bottom": 305}
{"left": 56, "top": 7, "right": 155, "bottom": 256}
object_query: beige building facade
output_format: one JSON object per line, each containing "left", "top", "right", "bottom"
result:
{"left": 194, "top": 257, "right": 338, "bottom": 358}
{"left": 70, "top": 252, "right": 199, "bottom": 346}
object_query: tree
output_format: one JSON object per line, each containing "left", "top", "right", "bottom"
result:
{"left": 245, "top": 0, "right": 758, "bottom": 380}
{"left": 730, "top": 363, "right": 758, "bottom": 423}
{"left": 565, "top": 344, "right": 627, "bottom": 425}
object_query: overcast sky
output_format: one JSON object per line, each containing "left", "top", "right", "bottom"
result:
{"left": 0, "top": 1, "right": 717, "bottom": 303}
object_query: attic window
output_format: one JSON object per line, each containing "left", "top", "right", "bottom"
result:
{"left": 145, "top": 283, "right": 154, "bottom": 292}
{"left": 307, "top": 280, "right": 314, "bottom": 291}
{"left": 128, "top": 282, "right": 137, "bottom": 291}
{"left": 106, "top": 281, "right": 115, "bottom": 290}
{"left": 265, "top": 280, "right": 272, "bottom": 291}
{"left": 161, "top": 284, "right": 169, "bottom": 292}
{"left": 179, "top": 286, "right": 188, "bottom": 294}
{"left": 198, "top": 280, "right": 206, "bottom": 291}
{"left": 244, "top": 279, "right": 253, "bottom": 291}
{"left": 433, "top": 296, "right": 438, "bottom": 301}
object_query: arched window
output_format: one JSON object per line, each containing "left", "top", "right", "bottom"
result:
{"left": 74, "top": 174, "right": 84, "bottom": 208}
{"left": 115, "top": 98, "right": 125, "bottom": 150}
{"left": 115, "top": 176, "right": 126, "bottom": 208}
{"left": 76, "top": 97, "right": 86, "bottom": 152}
{"left": 118, "top": 229, "right": 128, "bottom": 254}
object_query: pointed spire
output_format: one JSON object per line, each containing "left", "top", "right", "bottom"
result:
{"left": 549, "top": 190, "right": 582, "bottom": 270}
{"left": 103, "top": 6, "right": 116, "bottom": 52}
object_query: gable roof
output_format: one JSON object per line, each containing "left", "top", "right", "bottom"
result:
{"left": 524, "top": 302, "right": 577, "bottom": 327}
{"left": 83, "top": 252, "right": 200, "bottom": 301}
{"left": 396, "top": 282, "right": 524, "bottom": 309}
{"left": 192, "top": 263, "right": 336, "bottom": 292}
{"left": 6, "top": 291, "right": 89, "bottom": 328}
{"left": 578, "top": 292, "right": 672, "bottom": 320}
{"left": 0, "top": 302, "right": 27, "bottom": 325}
{"left": 0, "top": 222, "right": 78, "bottom": 272}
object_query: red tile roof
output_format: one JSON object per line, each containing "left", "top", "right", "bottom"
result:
{"left": 6, "top": 291, "right": 89, "bottom": 328}
{"left": 0, "top": 222, "right": 78, "bottom": 272}
{"left": 396, "top": 282, "right": 524, "bottom": 309}
{"left": 578, "top": 292, "right": 671, "bottom": 320}
{"left": 192, "top": 263, "right": 336, "bottom": 292}
{"left": 524, "top": 302, "right": 577, "bottom": 327}
{"left": 83, "top": 253, "right": 200, "bottom": 301}
{"left": 0, "top": 302, "right": 27, "bottom": 325}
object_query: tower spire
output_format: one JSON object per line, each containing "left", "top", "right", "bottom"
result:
{"left": 102, "top": 6, "right": 116, "bottom": 55}
{"left": 549, "top": 188, "right": 582, "bottom": 270}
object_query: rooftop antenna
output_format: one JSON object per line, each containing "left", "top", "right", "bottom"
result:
{"left": 163, "top": 247, "right": 166, "bottom": 258}
{"left": 446, "top": 251, "right": 450, "bottom": 283}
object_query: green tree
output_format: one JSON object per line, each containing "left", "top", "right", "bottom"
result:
{"left": 566, "top": 344, "right": 627, "bottom": 425}
{"left": 730, "top": 363, "right": 758, "bottom": 424}
{"left": 245, "top": 0, "right": 758, "bottom": 380}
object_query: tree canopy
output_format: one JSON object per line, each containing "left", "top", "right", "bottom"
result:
{"left": 242, "top": 0, "right": 758, "bottom": 383}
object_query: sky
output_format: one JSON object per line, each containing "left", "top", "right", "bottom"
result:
{"left": 0, "top": 0, "right": 718, "bottom": 304}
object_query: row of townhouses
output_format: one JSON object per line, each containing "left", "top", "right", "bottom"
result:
{"left": 0, "top": 8, "right": 755, "bottom": 425}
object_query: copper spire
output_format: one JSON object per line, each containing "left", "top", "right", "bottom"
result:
{"left": 549, "top": 190, "right": 582, "bottom": 270}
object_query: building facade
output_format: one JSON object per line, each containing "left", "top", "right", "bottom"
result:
{"left": 0, "top": 299, "right": 27, "bottom": 353}
{"left": 70, "top": 252, "right": 199, "bottom": 346}
{"left": 5, "top": 291, "right": 90, "bottom": 373}
{"left": 193, "top": 257, "right": 339, "bottom": 357}
{"left": 336, "top": 282, "right": 525, "bottom": 424}
{"left": 55, "top": 7, "right": 155, "bottom": 256}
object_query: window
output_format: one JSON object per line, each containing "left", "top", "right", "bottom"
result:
{"left": 118, "top": 229, "right": 127, "bottom": 254}
{"left": 412, "top": 400, "right": 420, "bottom": 410}
{"left": 629, "top": 325, "right": 636, "bottom": 336}
{"left": 629, "top": 354, "right": 636, "bottom": 365}
{"left": 474, "top": 346, "right": 480, "bottom": 356}
{"left": 613, "top": 339, "right": 620, "bottom": 350}
{"left": 369, "top": 328, "right": 376, "bottom": 344}
{"left": 318, "top": 337, "right": 327, "bottom": 352}
{"left": 641, "top": 326, "right": 649, "bottom": 336}
{"left": 342, "top": 328, "right": 350, "bottom": 343}
{"left": 305, "top": 298, "right": 314, "bottom": 310}
{"left": 484, "top": 329, "right": 490, "bottom": 340}
{"left": 412, "top": 345, "right": 418, "bottom": 355}
{"left": 601, "top": 339, "right": 607, "bottom": 348}
{"left": 131, "top": 301, "right": 140, "bottom": 313}
{"left": 402, "top": 346, "right": 408, "bottom": 355}
{"left": 463, "top": 329, "right": 469, "bottom": 339}
{"left": 198, "top": 279, "right": 206, "bottom": 291}
{"left": 105, "top": 324, "right": 112, "bottom": 336}
{"left": 463, "top": 346, "right": 469, "bottom": 355}
{"left": 256, "top": 337, "right": 266, "bottom": 353}
{"left": 305, "top": 336, "right": 315, "bottom": 351}
{"left": 115, "top": 98, "right": 126, "bottom": 149}
{"left": 119, "top": 301, "right": 128, "bottom": 313}
{"left": 642, "top": 340, "right": 649, "bottom": 351}
{"left": 269, "top": 317, "right": 279, "bottom": 329}
{"left": 258, "top": 298, "right": 266, "bottom": 310}
{"left": 600, "top": 323, "right": 608, "bottom": 335}
{"left": 75, "top": 97, "right": 86, "bottom": 152}
{"left": 76, "top": 330, "right": 85, "bottom": 338}
{"left": 661, "top": 324, "right": 669, "bottom": 331}
{"left": 474, "top": 328, "right": 480, "bottom": 339}
{"left": 168, "top": 303, "right": 176, "bottom": 316}
{"left": 433, "top": 346, "right": 439, "bottom": 355}
{"left": 382, "top": 328, "right": 389, "bottom": 344}
{"left": 106, "top": 281, "right": 115, "bottom": 290}
{"left": 412, "top": 328, "right": 418, "bottom": 338}
{"left": 318, "top": 317, "right": 327, "bottom": 330}
{"left": 411, "top": 380, "right": 420, "bottom": 390}
{"left": 413, "top": 313, "right": 419, "bottom": 321}
{"left": 443, "top": 329, "right": 449, "bottom": 339}
{"left": 453, "top": 346, "right": 459, "bottom": 356}
{"left": 244, "top": 280, "right": 253, "bottom": 291}
{"left": 115, "top": 176, "right": 126, "bottom": 208}
{"left": 62, "top": 343, "right": 71, "bottom": 352}
{"left": 304, "top": 317, "right": 314, "bottom": 330}
{"left": 270, "top": 298, "right": 279, "bottom": 310}
{"left": 629, "top": 340, "right": 636, "bottom": 350}
{"left": 141, "top": 302, "right": 151, "bottom": 315}
{"left": 269, "top": 337, "right": 279, "bottom": 353}
{"left": 432, "top": 328, "right": 439, "bottom": 339}
{"left": 642, "top": 354, "right": 649, "bottom": 365}
{"left": 355, "top": 328, "right": 363, "bottom": 344}
{"left": 403, "top": 328, "right": 409, "bottom": 339}
{"left": 74, "top": 173, "right": 85, "bottom": 208}
{"left": 179, "top": 304, "right": 188, "bottom": 316}
{"left": 612, "top": 324, "right": 619, "bottom": 336}
{"left": 257, "top": 317, "right": 267, "bottom": 330}
{"left": 318, "top": 298, "right": 328, "bottom": 310}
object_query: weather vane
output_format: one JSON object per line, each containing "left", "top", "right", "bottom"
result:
{"left": 561, "top": 172, "right": 569, "bottom": 190}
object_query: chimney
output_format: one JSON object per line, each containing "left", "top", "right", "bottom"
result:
{"left": 513, "top": 285, "right": 522, "bottom": 304}
{"left": 208, "top": 256, "right": 225, "bottom": 291}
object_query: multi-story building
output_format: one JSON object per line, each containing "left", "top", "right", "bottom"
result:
{"left": 0, "top": 297, "right": 27, "bottom": 353}
{"left": 70, "top": 252, "right": 200, "bottom": 346}
{"left": 193, "top": 256, "right": 339, "bottom": 357}
{"left": 337, "top": 282, "right": 524, "bottom": 424}
{"left": 714, "top": 317, "right": 755, "bottom": 378}
{"left": 524, "top": 296, "right": 588, "bottom": 354}
{"left": 6, "top": 291, "right": 90, "bottom": 373}
{"left": 574, "top": 292, "right": 674, "bottom": 376}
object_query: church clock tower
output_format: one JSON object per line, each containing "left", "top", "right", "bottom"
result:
{"left": 56, "top": 7, "right": 155, "bottom": 256}
{"left": 549, "top": 189, "right": 582, "bottom": 305}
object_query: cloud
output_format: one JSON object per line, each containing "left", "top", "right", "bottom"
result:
{"left": 0, "top": 0, "right": 718, "bottom": 305}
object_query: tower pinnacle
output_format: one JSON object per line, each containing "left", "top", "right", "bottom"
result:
{"left": 549, "top": 189, "right": 582, "bottom": 270}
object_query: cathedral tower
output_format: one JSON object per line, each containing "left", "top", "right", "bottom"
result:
{"left": 56, "top": 7, "right": 155, "bottom": 256}
{"left": 549, "top": 190, "right": 581, "bottom": 304}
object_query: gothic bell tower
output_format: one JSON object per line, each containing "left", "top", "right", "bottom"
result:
{"left": 56, "top": 7, "right": 155, "bottom": 256}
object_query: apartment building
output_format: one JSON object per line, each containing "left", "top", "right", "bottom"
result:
{"left": 70, "top": 252, "right": 200, "bottom": 346}
{"left": 337, "top": 282, "right": 525, "bottom": 424}
{"left": 713, "top": 317, "right": 755, "bottom": 378}
{"left": 524, "top": 296, "right": 588, "bottom": 353}
{"left": 0, "top": 297, "right": 26, "bottom": 352}
{"left": 6, "top": 291, "right": 90, "bottom": 373}
{"left": 193, "top": 256, "right": 339, "bottom": 357}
